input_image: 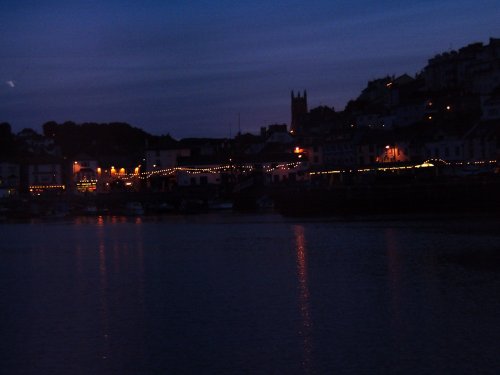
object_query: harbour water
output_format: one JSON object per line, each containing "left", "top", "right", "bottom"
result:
{"left": 1, "top": 213, "right": 500, "bottom": 374}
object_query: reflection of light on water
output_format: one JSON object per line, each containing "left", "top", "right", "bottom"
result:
{"left": 97, "top": 218, "right": 146, "bottom": 362}
{"left": 68, "top": 218, "right": 149, "bottom": 365}
{"left": 293, "top": 225, "right": 313, "bottom": 373}
{"left": 99, "top": 242, "right": 110, "bottom": 360}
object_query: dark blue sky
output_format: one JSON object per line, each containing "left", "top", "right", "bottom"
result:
{"left": 1, "top": 1, "right": 499, "bottom": 138}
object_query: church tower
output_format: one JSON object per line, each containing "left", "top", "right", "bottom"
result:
{"left": 290, "top": 90, "right": 308, "bottom": 134}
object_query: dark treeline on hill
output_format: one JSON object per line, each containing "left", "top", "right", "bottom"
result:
{"left": 42, "top": 121, "right": 175, "bottom": 158}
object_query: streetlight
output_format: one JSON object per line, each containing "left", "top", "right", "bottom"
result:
{"left": 385, "top": 145, "right": 393, "bottom": 162}
{"left": 73, "top": 161, "right": 78, "bottom": 179}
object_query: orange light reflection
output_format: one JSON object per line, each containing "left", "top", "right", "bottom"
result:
{"left": 98, "top": 232, "right": 110, "bottom": 360}
{"left": 293, "top": 225, "right": 313, "bottom": 373}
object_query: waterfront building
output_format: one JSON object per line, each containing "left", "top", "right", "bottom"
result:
{"left": 26, "top": 156, "right": 65, "bottom": 195}
{"left": 463, "top": 120, "right": 500, "bottom": 161}
{"left": 145, "top": 148, "right": 191, "bottom": 172}
{"left": 356, "top": 135, "right": 411, "bottom": 165}
{"left": 481, "top": 85, "right": 500, "bottom": 120}
{"left": 175, "top": 161, "right": 228, "bottom": 187}
{"left": 144, "top": 135, "right": 190, "bottom": 172}
{"left": 422, "top": 130, "right": 465, "bottom": 161}
{"left": 71, "top": 154, "right": 99, "bottom": 193}
{"left": 0, "top": 160, "right": 20, "bottom": 197}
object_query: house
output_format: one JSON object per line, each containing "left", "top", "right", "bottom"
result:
{"left": 175, "top": 161, "right": 228, "bottom": 187}
{"left": 321, "top": 135, "right": 357, "bottom": 168}
{"left": 26, "top": 156, "right": 65, "bottom": 195}
{"left": 17, "top": 128, "right": 60, "bottom": 156}
{"left": 263, "top": 160, "right": 309, "bottom": 185}
{"left": 71, "top": 154, "right": 100, "bottom": 193}
{"left": 481, "top": 85, "right": 500, "bottom": 120}
{"left": 463, "top": 121, "right": 500, "bottom": 161}
{"left": 422, "top": 129, "right": 465, "bottom": 161}
{"left": 0, "top": 160, "right": 20, "bottom": 197}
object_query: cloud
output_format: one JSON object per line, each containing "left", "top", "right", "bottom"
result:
{"left": 6, "top": 80, "right": 15, "bottom": 88}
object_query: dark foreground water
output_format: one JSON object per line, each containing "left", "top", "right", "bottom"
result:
{"left": 1, "top": 213, "right": 500, "bottom": 374}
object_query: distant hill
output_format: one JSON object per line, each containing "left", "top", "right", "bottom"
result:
{"left": 42, "top": 121, "right": 154, "bottom": 158}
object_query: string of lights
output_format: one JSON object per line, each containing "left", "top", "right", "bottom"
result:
{"left": 310, "top": 159, "right": 497, "bottom": 176}
{"left": 111, "top": 161, "right": 307, "bottom": 180}
{"left": 74, "top": 158, "right": 497, "bottom": 182}
{"left": 29, "top": 185, "right": 66, "bottom": 191}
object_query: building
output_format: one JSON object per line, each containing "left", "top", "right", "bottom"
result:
{"left": 290, "top": 90, "right": 308, "bottom": 134}
{"left": 0, "top": 160, "right": 20, "bottom": 197}
{"left": 71, "top": 155, "right": 100, "bottom": 193}
{"left": 463, "top": 121, "right": 500, "bottom": 161}
{"left": 27, "top": 156, "right": 65, "bottom": 195}
{"left": 424, "top": 38, "right": 500, "bottom": 93}
{"left": 145, "top": 148, "right": 190, "bottom": 171}
{"left": 422, "top": 131, "right": 464, "bottom": 161}
{"left": 481, "top": 85, "right": 500, "bottom": 120}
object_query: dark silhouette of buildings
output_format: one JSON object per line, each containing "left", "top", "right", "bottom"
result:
{"left": 290, "top": 90, "right": 308, "bottom": 134}
{"left": 1, "top": 38, "right": 499, "bottom": 204}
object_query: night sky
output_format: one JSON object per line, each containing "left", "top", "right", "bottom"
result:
{"left": 1, "top": 1, "right": 499, "bottom": 138}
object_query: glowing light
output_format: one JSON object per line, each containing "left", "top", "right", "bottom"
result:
{"left": 29, "top": 184, "right": 65, "bottom": 189}
{"left": 263, "top": 162, "right": 305, "bottom": 173}
{"left": 310, "top": 161, "right": 438, "bottom": 176}
{"left": 92, "top": 158, "right": 498, "bottom": 185}
{"left": 29, "top": 184, "right": 66, "bottom": 195}
{"left": 76, "top": 179, "right": 97, "bottom": 193}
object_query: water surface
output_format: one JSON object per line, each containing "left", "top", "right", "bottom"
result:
{"left": 1, "top": 213, "right": 500, "bottom": 374}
